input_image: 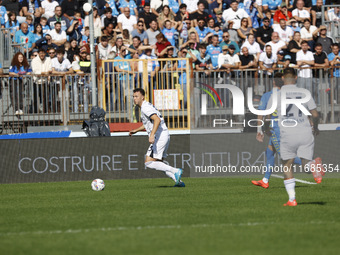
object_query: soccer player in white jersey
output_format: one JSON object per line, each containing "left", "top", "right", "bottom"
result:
{"left": 129, "top": 88, "right": 184, "bottom": 187}
{"left": 265, "top": 68, "right": 325, "bottom": 206}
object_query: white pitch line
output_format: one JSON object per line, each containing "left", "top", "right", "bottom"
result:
{"left": 0, "top": 221, "right": 334, "bottom": 237}
{"left": 271, "top": 174, "right": 317, "bottom": 185}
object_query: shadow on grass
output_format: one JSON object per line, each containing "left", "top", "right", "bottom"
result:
{"left": 298, "top": 201, "right": 327, "bottom": 205}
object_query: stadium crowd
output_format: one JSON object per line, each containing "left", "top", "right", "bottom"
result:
{"left": 1, "top": 0, "right": 340, "bottom": 114}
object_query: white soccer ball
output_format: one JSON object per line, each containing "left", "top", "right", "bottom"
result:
{"left": 91, "top": 179, "right": 105, "bottom": 191}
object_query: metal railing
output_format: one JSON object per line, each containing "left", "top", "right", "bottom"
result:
{"left": 321, "top": 5, "right": 340, "bottom": 41}
{"left": 101, "top": 58, "right": 192, "bottom": 129}
{"left": 0, "top": 65, "right": 339, "bottom": 134}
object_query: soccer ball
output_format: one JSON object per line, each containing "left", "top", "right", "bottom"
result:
{"left": 91, "top": 179, "right": 105, "bottom": 191}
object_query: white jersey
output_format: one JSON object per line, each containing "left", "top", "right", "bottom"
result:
{"left": 222, "top": 8, "right": 249, "bottom": 30}
{"left": 141, "top": 101, "right": 168, "bottom": 136}
{"left": 267, "top": 84, "right": 316, "bottom": 134}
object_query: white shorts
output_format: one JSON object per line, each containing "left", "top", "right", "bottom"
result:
{"left": 146, "top": 130, "right": 170, "bottom": 160}
{"left": 280, "top": 129, "right": 314, "bottom": 161}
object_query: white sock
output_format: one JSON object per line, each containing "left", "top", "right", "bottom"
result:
{"left": 262, "top": 177, "right": 269, "bottom": 184}
{"left": 145, "top": 161, "right": 178, "bottom": 174}
{"left": 284, "top": 178, "right": 296, "bottom": 202}
{"left": 165, "top": 171, "right": 176, "bottom": 182}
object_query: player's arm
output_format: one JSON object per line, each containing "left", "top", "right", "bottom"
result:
{"left": 129, "top": 124, "right": 145, "bottom": 136}
{"left": 149, "top": 114, "right": 161, "bottom": 144}
{"left": 310, "top": 109, "right": 319, "bottom": 136}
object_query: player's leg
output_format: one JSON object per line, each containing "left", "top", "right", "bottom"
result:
{"left": 144, "top": 133, "right": 183, "bottom": 185}
{"left": 282, "top": 158, "right": 297, "bottom": 206}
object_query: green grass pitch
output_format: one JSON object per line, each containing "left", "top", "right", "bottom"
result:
{"left": 1, "top": 177, "right": 339, "bottom": 255}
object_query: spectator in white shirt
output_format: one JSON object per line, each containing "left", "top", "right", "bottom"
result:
{"left": 265, "top": 32, "right": 287, "bottom": 55}
{"left": 259, "top": 45, "right": 277, "bottom": 75}
{"left": 273, "top": 19, "right": 293, "bottom": 44}
{"left": 51, "top": 48, "right": 73, "bottom": 74}
{"left": 41, "top": 0, "right": 59, "bottom": 19}
{"left": 292, "top": 0, "right": 310, "bottom": 26}
{"left": 296, "top": 40, "right": 314, "bottom": 91}
{"left": 222, "top": 0, "right": 251, "bottom": 30}
{"left": 118, "top": 7, "right": 137, "bottom": 33}
{"left": 49, "top": 21, "right": 66, "bottom": 46}
{"left": 241, "top": 34, "right": 261, "bottom": 60}
{"left": 300, "top": 19, "right": 317, "bottom": 50}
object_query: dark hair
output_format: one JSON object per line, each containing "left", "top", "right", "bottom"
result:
{"left": 273, "top": 73, "right": 284, "bottom": 88}
{"left": 38, "top": 48, "right": 46, "bottom": 53}
{"left": 54, "top": 21, "right": 61, "bottom": 26}
{"left": 105, "top": 7, "right": 112, "bottom": 14}
{"left": 283, "top": 67, "right": 297, "bottom": 78}
{"left": 198, "top": 43, "right": 207, "bottom": 49}
{"left": 262, "top": 17, "right": 270, "bottom": 21}
{"left": 314, "top": 43, "right": 323, "bottom": 48}
{"left": 331, "top": 43, "right": 339, "bottom": 48}
{"left": 144, "top": 2, "right": 150, "bottom": 7}
{"left": 133, "top": 88, "right": 145, "bottom": 96}
{"left": 179, "top": 3, "right": 187, "bottom": 9}
{"left": 301, "top": 40, "right": 308, "bottom": 45}
{"left": 34, "top": 23, "right": 42, "bottom": 34}
{"left": 8, "top": 11, "right": 17, "bottom": 26}
{"left": 132, "top": 36, "right": 141, "bottom": 41}
{"left": 101, "top": 36, "right": 108, "bottom": 42}
{"left": 11, "top": 52, "right": 30, "bottom": 69}
{"left": 56, "top": 48, "right": 65, "bottom": 55}
{"left": 304, "top": 18, "right": 310, "bottom": 23}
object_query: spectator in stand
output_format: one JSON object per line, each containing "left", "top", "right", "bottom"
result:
{"left": 138, "top": 47, "right": 160, "bottom": 82}
{"left": 131, "top": 20, "right": 149, "bottom": 45}
{"left": 195, "top": 18, "right": 210, "bottom": 43}
{"left": 222, "top": 0, "right": 251, "bottom": 30}
{"left": 177, "top": 18, "right": 191, "bottom": 45}
{"left": 41, "top": 0, "right": 59, "bottom": 19}
{"left": 273, "top": 19, "right": 293, "bottom": 44}
{"left": 168, "top": 0, "right": 180, "bottom": 14}
{"left": 300, "top": 19, "right": 317, "bottom": 50}
{"left": 287, "top": 31, "right": 302, "bottom": 64}
{"left": 33, "top": 23, "right": 43, "bottom": 42}
{"left": 214, "top": 10, "right": 225, "bottom": 28}
{"left": 328, "top": 43, "right": 340, "bottom": 101}
{"left": 118, "top": 7, "right": 137, "bottom": 33}
{"left": 276, "top": 50, "right": 291, "bottom": 68}
{"left": 292, "top": 0, "right": 310, "bottom": 26}
{"left": 106, "top": 0, "right": 120, "bottom": 16}
{"left": 296, "top": 40, "right": 314, "bottom": 90}
{"left": 265, "top": 32, "right": 286, "bottom": 55}
{"left": 218, "top": 45, "right": 240, "bottom": 71}
{"left": 146, "top": 20, "right": 160, "bottom": 46}
{"left": 190, "top": 1, "right": 209, "bottom": 27}
{"left": 175, "top": 3, "right": 188, "bottom": 25}
{"left": 101, "top": 7, "right": 117, "bottom": 30}
{"left": 120, "top": 0, "right": 138, "bottom": 16}
{"left": 127, "top": 36, "right": 152, "bottom": 55}
{"left": 288, "top": 19, "right": 300, "bottom": 32}
{"left": 259, "top": 45, "right": 277, "bottom": 75}
{"left": 51, "top": 48, "right": 73, "bottom": 74}
{"left": 195, "top": 44, "right": 212, "bottom": 74}
{"left": 15, "top": 22, "right": 36, "bottom": 54}
{"left": 60, "top": 0, "right": 80, "bottom": 22}
{"left": 122, "top": 29, "right": 133, "bottom": 46}
{"left": 186, "top": 41, "right": 199, "bottom": 66}
{"left": 150, "top": 0, "right": 169, "bottom": 17}
{"left": 110, "top": 37, "right": 124, "bottom": 58}
{"left": 139, "top": 3, "right": 157, "bottom": 29}
{"left": 206, "top": 34, "right": 222, "bottom": 70}
{"left": 40, "top": 17, "right": 50, "bottom": 34}
{"left": 0, "top": 0, "right": 8, "bottom": 28}
{"left": 314, "top": 25, "right": 333, "bottom": 54}
{"left": 237, "top": 17, "right": 254, "bottom": 45}
{"left": 311, "top": 0, "right": 323, "bottom": 27}
{"left": 21, "top": 0, "right": 43, "bottom": 23}
{"left": 260, "top": 9, "right": 274, "bottom": 27}
{"left": 36, "top": 33, "right": 57, "bottom": 52}
{"left": 213, "top": 23, "right": 223, "bottom": 42}
{"left": 96, "top": 36, "right": 112, "bottom": 60}
{"left": 256, "top": 17, "right": 273, "bottom": 50}
{"left": 2, "top": 0, "right": 25, "bottom": 23}
{"left": 5, "top": 11, "right": 19, "bottom": 36}
{"left": 25, "top": 15, "right": 34, "bottom": 33}
{"left": 220, "top": 31, "right": 240, "bottom": 54}
{"left": 47, "top": 5, "right": 70, "bottom": 31}
{"left": 182, "top": 0, "right": 199, "bottom": 13}
{"left": 313, "top": 43, "right": 329, "bottom": 103}
{"left": 155, "top": 32, "right": 171, "bottom": 57}
{"left": 84, "top": 7, "right": 103, "bottom": 39}
{"left": 67, "top": 18, "right": 82, "bottom": 43}
{"left": 66, "top": 38, "right": 79, "bottom": 63}
{"left": 206, "top": 18, "right": 215, "bottom": 33}
{"left": 162, "top": 19, "right": 177, "bottom": 46}
{"left": 102, "top": 23, "right": 115, "bottom": 41}
{"left": 49, "top": 21, "right": 66, "bottom": 47}
{"left": 325, "top": 6, "right": 340, "bottom": 22}
{"left": 273, "top": 3, "right": 292, "bottom": 23}
{"left": 9, "top": 52, "right": 32, "bottom": 115}
{"left": 47, "top": 47, "right": 56, "bottom": 59}
{"left": 239, "top": 46, "right": 257, "bottom": 69}
{"left": 262, "top": 0, "right": 282, "bottom": 13}
{"left": 31, "top": 48, "right": 52, "bottom": 113}
{"left": 241, "top": 34, "right": 261, "bottom": 60}
{"left": 158, "top": 5, "right": 175, "bottom": 29}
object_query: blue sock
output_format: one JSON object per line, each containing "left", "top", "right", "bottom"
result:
{"left": 293, "top": 157, "right": 302, "bottom": 165}
{"left": 265, "top": 148, "right": 275, "bottom": 180}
